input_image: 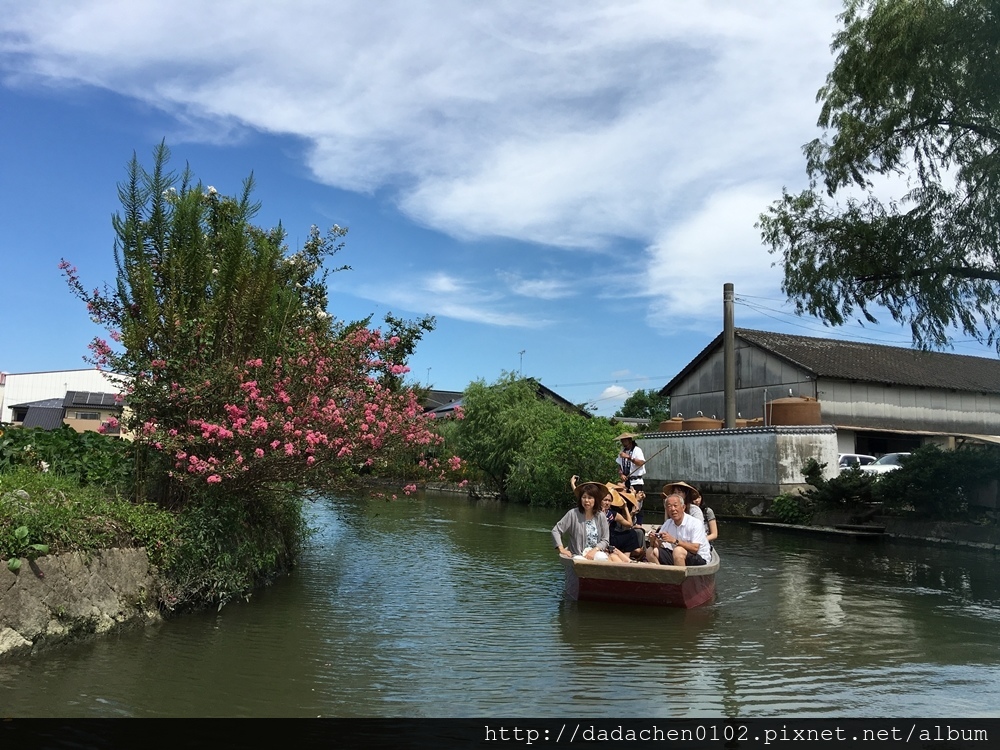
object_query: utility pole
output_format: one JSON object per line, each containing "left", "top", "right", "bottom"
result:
{"left": 723, "top": 283, "right": 736, "bottom": 429}
{"left": 518, "top": 350, "right": 525, "bottom": 376}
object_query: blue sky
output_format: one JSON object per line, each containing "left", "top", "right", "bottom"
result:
{"left": 2, "top": 1, "right": 996, "bottom": 416}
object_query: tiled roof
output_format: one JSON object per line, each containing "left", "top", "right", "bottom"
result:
{"left": 737, "top": 329, "right": 1000, "bottom": 393}
{"left": 10, "top": 398, "right": 67, "bottom": 409}
{"left": 662, "top": 328, "right": 1000, "bottom": 395}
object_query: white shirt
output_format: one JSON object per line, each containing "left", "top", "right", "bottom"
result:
{"left": 617, "top": 445, "right": 645, "bottom": 482}
{"left": 661, "top": 511, "right": 711, "bottom": 561}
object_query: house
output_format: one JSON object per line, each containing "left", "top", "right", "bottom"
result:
{"left": 659, "top": 328, "right": 1000, "bottom": 456}
{"left": 62, "top": 391, "right": 124, "bottom": 435}
{"left": 0, "top": 369, "right": 124, "bottom": 424}
{"left": 8, "top": 391, "right": 125, "bottom": 436}
{"left": 422, "top": 389, "right": 464, "bottom": 417}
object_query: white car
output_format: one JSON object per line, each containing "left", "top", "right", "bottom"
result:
{"left": 860, "top": 452, "right": 911, "bottom": 475}
{"left": 838, "top": 453, "right": 877, "bottom": 471}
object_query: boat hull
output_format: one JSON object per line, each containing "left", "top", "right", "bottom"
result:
{"left": 561, "top": 550, "right": 719, "bottom": 608}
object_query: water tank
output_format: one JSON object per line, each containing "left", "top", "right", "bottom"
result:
{"left": 681, "top": 413, "right": 723, "bottom": 431}
{"left": 767, "top": 396, "right": 821, "bottom": 426}
{"left": 658, "top": 417, "right": 684, "bottom": 431}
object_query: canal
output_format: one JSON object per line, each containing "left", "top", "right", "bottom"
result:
{"left": 2, "top": 491, "right": 999, "bottom": 717}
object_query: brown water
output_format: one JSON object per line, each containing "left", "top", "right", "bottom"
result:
{"left": 1, "top": 491, "right": 998, "bottom": 717}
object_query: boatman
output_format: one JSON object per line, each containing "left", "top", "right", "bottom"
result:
{"left": 645, "top": 492, "right": 711, "bottom": 567}
{"left": 615, "top": 432, "right": 646, "bottom": 495}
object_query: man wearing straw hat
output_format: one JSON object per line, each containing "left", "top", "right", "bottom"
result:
{"left": 645, "top": 491, "right": 711, "bottom": 567}
{"left": 615, "top": 433, "right": 645, "bottom": 494}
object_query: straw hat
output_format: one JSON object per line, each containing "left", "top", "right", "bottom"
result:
{"left": 604, "top": 483, "right": 644, "bottom": 511}
{"left": 661, "top": 481, "right": 702, "bottom": 504}
{"left": 615, "top": 432, "right": 639, "bottom": 443}
{"left": 574, "top": 481, "right": 611, "bottom": 503}
{"left": 603, "top": 484, "right": 628, "bottom": 508}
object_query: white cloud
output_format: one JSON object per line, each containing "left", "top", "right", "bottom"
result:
{"left": 643, "top": 182, "right": 787, "bottom": 331}
{"left": 596, "top": 384, "right": 630, "bottom": 409}
{"left": 499, "top": 272, "right": 574, "bottom": 300}
{"left": 346, "top": 273, "right": 551, "bottom": 328}
{"left": 1, "top": 0, "right": 845, "bottom": 327}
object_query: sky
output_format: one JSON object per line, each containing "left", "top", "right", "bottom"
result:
{"left": 2, "top": 1, "right": 997, "bottom": 416}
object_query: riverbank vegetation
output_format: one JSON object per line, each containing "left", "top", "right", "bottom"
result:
{"left": 0, "top": 426, "right": 174, "bottom": 566}
{"left": 769, "top": 443, "right": 1000, "bottom": 525}
{"left": 440, "top": 373, "right": 622, "bottom": 506}
{"left": 3, "top": 143, "right": 450, "bottom": 610}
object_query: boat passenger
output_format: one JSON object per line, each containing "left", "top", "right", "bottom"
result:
{"left": 691, "top": 492, "right": 718, "bottom": 543}
{"left": 600, "top": 488, "right": 642, "bottom": 562}
{"left": 645, "top": 492, "right": 711, "bottom": 567}
{"left": 552, "top": 480, "right": 612, "bottom": 560}
{"left": 662, "top": 480, "right": 704, "bottom": 523}
{"left": 609, "top": 481, "right": 646, "bottom": 526}
{"left": 603, "top": 484, "right": 647, "bottom": 558}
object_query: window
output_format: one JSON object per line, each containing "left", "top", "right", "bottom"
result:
{"left": 74, "top": 412, "right": 101, "bottom": 420}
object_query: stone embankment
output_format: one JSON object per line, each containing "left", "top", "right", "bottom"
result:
{"left": 0, "top": 548, "right": 161, "bottom": 660}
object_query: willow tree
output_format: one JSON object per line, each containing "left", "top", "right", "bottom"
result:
{"left": 759, "top": 0, "right": 1000, "bottom": 351}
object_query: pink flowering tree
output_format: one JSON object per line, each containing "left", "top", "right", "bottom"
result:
{"left": 62, "top": 143, "right": 441, "bottom": 509}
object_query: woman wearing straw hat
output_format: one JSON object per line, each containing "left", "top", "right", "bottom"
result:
{"left": 594, "top": 485, "right": 642, "bottom": 562}
{"left": 552, "top": 480, "right": 612, "bottom": 560}
{"left": 603, "top": 483, "right": 645, "bottom": 559}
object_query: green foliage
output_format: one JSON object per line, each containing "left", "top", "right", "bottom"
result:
{"left": 614, "top": 388, "right": 670, "bottom": 425}
{"left": 455, "top": 373, "right": 622, "bottom": 505}
{"left": 161, "top": 490, "right": 307, "bottom": 610}
{"left": 873, "top": 443, "right": 1000, "bottom": 518}
{"left": 799, "top": 457, "right": 878, "bottom": 509}
{"left": 759, "top": 0, "right": 1000, "bottom": 352}
{"left": 6, "top": 525, "right": 49, "bottom": 572}
{"left": 456, "top": 374, "right": 565, "bottom": 498}
{"left": 769, "top": 492, "right": 814, "bottom": 524}
{"left": 0, "top": 426, "right": 132, "bottom": 487}
{"left": 507, "top": 414, "right": 620, "bottom": 506}
{"left": 0, "top": 467, "right": 176, "bottom": 564}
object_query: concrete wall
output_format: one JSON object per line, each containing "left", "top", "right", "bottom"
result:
{"left": 638, "top": 426, "right": 838, "bottom": 502}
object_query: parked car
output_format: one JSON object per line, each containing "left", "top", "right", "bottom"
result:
{"left": 838, "top": 453, "right": 877, "bottom": 471}
{"left": 860, "top": 452, "right": 911, "bottom": 475}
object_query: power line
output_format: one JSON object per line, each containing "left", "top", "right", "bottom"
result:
{"left": 735, "top": 296, "right": 994, "bottom": 353}
{"left": 548, "top": 375, "right": 673, "bottom": 389}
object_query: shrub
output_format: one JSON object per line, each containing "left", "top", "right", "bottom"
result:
{"left": 799, "top": 457, "right": 877, "bottom": 510}
{"left": 873, "top": 443, "right": 1000, "bottom": 518}
{"left": 161, "top": 489, "right": 307, "bottom": 610}
{"left": 0, "top": 426, "right": 132, "bottom": 488}
{"left": 507, "top": 414, "right": 620, "bottom": 506}
{"left": 769, "top": 492, "right": 814, "bottom": 524}
{"left": 0, "top": 467, "right": 175, "bottom": 562}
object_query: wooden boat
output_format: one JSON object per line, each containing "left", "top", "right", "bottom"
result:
{"left": 560, "top": 548, "right": 720, "bottom": 608}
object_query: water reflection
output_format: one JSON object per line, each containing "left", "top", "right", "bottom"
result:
{"left": 1, "top": 491, "right": 999, "bottom": 717}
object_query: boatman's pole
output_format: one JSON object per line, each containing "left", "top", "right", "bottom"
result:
{"left": 723, "top": 283, "right": 736, "bottom": 429}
